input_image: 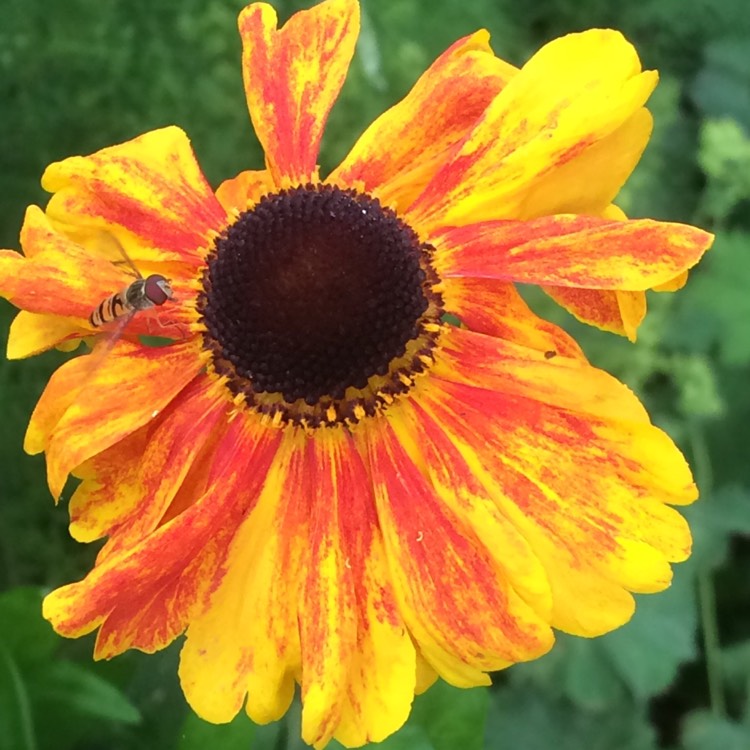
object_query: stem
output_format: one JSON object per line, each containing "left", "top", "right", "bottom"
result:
{"left": 689, "top": 421, "right": 726, "bottom": 718}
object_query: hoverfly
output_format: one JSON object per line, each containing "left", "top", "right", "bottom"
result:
{"left": 88, "top": 238, "right": 173, "bottom": 329}
{"left": 89, "top": 274, "right": 173, "bottom": 327}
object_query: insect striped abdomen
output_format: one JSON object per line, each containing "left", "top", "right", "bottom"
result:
{"left": 89, "top": 290, "right": 129, "bottom": 327}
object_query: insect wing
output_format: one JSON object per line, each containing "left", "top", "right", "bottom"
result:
{"left": 82, "top": 308, "right": 139, "bottom": 383}
{"left": 105, "top": 234, "right": 143, "bottom": 279}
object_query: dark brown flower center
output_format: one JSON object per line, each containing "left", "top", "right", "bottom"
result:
{"left": 198, "top": 184, "right": 443, "bottom": 426}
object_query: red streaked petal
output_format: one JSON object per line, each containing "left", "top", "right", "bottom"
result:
{"left": 544, "top": 287, "right": 645, "bottom": 340}
{"left": 43, "top": 417, "right": 280, "bottom": 658}
{"left": 299, "top": 432, "right": 415, "bottom": 748}
{"left": 181, "top": 428, "right": 415, "bottom": 745}
{"left": 43, "top": 339, "right": 205, "bottom": 498}
{"left": 239, "top": 0, "right": 359, "bottom": 186}
{"left": 407, "top": 30, "right": 658, "bottom": 230}
{"left": 392, "top": 400, "right": 554, "bottom": 623}
{"left": 215, "top": 169, "right": 276, "bottom": 214}
{"left": 418, "top": 375, "right": 693, "bottom": 635}
{"left": 361, "top": 417, "right": 554, "bottom": 686}
{"left": 440, "top": 277, "right": 584, "bottom": 360}
{"left": 42, "top": 126, "right": 227, "bottom": 266}
{"left": 435, "top": 328, "right": 697, "bottom": 501}
{"left": 434, "top": 215, "right": 713, "bottom": 291}
{"left": 435, "top": 325, "right": 649, "bottom": 423}
{"left": 25, "top": 354, "right": 88, "bottom": 458}
{"left": 67, "top": 426, "right": 149, "bottom": 542}
{"left": 68, "top": 376, "right": 227, "bottom": 549}
{"left": 180, "top": 430, "right": 308, "bottom": 725}
{"left": 0, "top": 208, "right": 128, "bottom": 321}
{"left": 2, "top": 209, "right": 196, "bottom": 341}
{"left": 329, "top": 31, "right": 516, "bottom": 207}
{"left": 299, "top": 434, "right": 357, "bottom": 747}
{"left": 333, "top": 533, "right": 415, "bottom": 746}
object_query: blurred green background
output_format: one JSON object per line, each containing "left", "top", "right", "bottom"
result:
{"left": 1, "top": 0, "right": 749, "bottom": 748}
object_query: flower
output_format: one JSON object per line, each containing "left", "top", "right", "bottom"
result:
{"left": 0, "top": 0, "right": 713, "bottom": 747}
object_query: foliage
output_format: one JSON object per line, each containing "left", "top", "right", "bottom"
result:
{"left": 1, "top": 0, "right": 749, "bottom": 748}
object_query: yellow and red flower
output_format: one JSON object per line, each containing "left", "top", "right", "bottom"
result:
{"left": 0, "top": 1, "right": 712, "bottom": 747}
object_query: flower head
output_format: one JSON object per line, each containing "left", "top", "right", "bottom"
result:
{"left": 0, "top": 1, "right": 712, "bottom": 747}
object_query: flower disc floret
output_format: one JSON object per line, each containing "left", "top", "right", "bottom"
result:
{"left": 198, "top": 184, "right": 443, "bottom": 425}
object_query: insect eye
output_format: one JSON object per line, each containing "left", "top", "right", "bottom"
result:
{"left": 144, "top": 275, "right": 173, "bottom": 305}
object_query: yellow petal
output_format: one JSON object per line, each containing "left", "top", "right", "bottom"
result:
{"left": 408, "top": 29, "right": 657, "bottom": 232}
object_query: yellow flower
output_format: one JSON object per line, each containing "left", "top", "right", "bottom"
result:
{"left": 0, "top": 1, "right": 713, "bottom": 747}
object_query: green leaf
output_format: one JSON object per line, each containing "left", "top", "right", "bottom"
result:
{"left": 486, "top": 682, "right": 657, "bottom": 750}
{"left": 28, "top": 660, "right": 140, "bottom": 725}
{"left": 684, "top": 485, "right": 750, "bottom": 571}
{"left": 680, "top": 711, "right": 750, "bottom": 750}
{"left": 0, "top": 644, "right": 36, "bottom": 750}
{"left": 670, "top": 354, "right": 725, "bottom": 420}
{"left": 719, "top": 639, "right": 750, "bottom": 695}
{"left": 692, "top": 38, "right": 750, "bottom": 129}
{"left": 0, "top": 588, "right": 58, "bottom": 667}
{"left": 510, "top": 569, "right": 696, "bottom": 709}
{"left": 178, "top": 712, "right": 256, "bottom": 750}
{"left": 698, "top": 118, "right": 750, "bottom": 223}
{"left": 361, "top": 725, "right": 434, "bottom": 750}
{"left": 409, "top": 681, "right": 488, "bottom": 750}
{"left": 600, "top": 569, "right": 698, "bottom": 700}
{"left": 329, "top": 682, "right": 487, "bottom": 750}
{"left": 560, "top": 639, "right": 625, "bottom": 710}
{"left": 669, "top": 232, "right": 750, "bottom": 366}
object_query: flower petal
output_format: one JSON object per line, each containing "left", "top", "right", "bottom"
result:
{"left": 440, "top": 277, "right": 584, "bottom": 360}
{"left": 239, "top": 0, "right": 359, "bottom": 186}
{"left": 1, "top": 209, "right": 196, "bottom": 344}
{"left": 424, "top": 329, "right": 695, "bottom": 635}
{"left": 42, "top": 126, "right": 227, "bottom": 267}
{"left": 435, "top": 326, "right": 698, "bottom": 505}
{"left": 68, "top": 376, "right": 227, "bottom": 549}
{"left": 505, "top": 107, "right": 653, "bottom": 219}
{"left": 526, "top": 204, "right": 695, "bottom": 340}
{"left": 361, "top": 416, "right": 554, "bottom": 687}
{"left": 407, "top": 30, "right": 657, "bottom": 232}
{"left": 434, "top": 325, "right": 650, "bottom": 423}
{"left": 434, "top": 214, "right": 713, "bottom": 291}
{"left": 542, "top": 287, "right": 646, "bottom": 340}
{"left": 392, "top": 399, "right": 554, "bottom": 623}
{"left": 67, "top": 426, "right": 149, "bottom": 542}
{"left": 654, "top": 271, "right": 688, "bottom": 292}
{"left": 299, "top": 433, "right": 357, "bottom": 747}
{"left": 179, "top": 429, "right": 306, "bottom": 725}
{"left": 299, "top": 431, "right": 415, "bottom": 748}
{"left": 181, "top": 427, "right": 415, "bottom": 747}
{"left": 42, "top": 339, "right": 205, "bottom": 498}
{"left": 215, "top": 169, "right": 276, "bottom": 214}
{"left": 329, "top": 31, "right": 516, "bottom": 208}
{"left": 24, "top": 353, "right": 85, "bottom": 458}
{"left": 0, "top": 207, "right": 127, "bottom": 321}
{"left": 43, "top": 417, "right": 279, "bottom": 658}
{"left": 7, "top": 311, "right": 83, "bottom": 359}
